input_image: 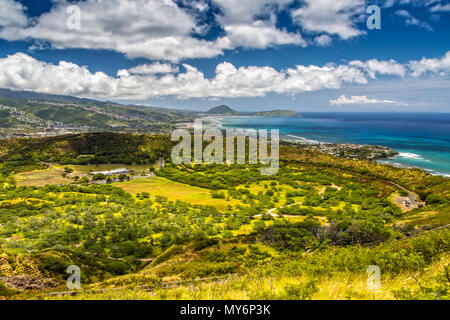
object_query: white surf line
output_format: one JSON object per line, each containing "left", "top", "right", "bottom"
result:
{"left": 285, "top": 135, "right": 322, "bottom": 145}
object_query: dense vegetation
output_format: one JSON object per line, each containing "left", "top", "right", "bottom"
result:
{"left": 0, "top": 133, "right": 448, "bottom": 299}
{"left": 0, "top": 132, "right": 174, "bottom": 175}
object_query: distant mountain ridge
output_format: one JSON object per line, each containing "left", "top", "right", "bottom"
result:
{"left": 206, "top": 105, "right": 299, "bottom": 117}
{"left": 206, "top": 105, "right": 240, "bottom": 115}
{"left": 0, "top": 88, "right": 299, "bottom": 136}
{"left": 0, "top": 88, "right": 195, "bottom": 133}
{"left": 251, "top": 110, "right": 299, "bottom": 117}
{"left": 0, "top": 88, "right": 102, "bottom": 105}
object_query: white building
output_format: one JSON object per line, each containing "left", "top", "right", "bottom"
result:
{"left": 91, "top": 168, "right": 130, "bottom": 176}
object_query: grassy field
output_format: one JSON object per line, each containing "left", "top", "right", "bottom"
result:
{"left": 40, "top": 244, "right": 450, "bottom": 300}
{"left": 14, "top": 167, "right": 71, "bottom": 187}
{"left": 52, "top": 164, "right": 152, "bottom": 175}
{"left": 114, "top": 176, "right": 240, "bottom": 210}
{"left": 14, "top": 164, "right": 152, "bottom": 187}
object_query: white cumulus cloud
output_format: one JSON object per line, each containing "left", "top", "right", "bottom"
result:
{"left": 0, "top": 0, "right": 306, "bottom": 62}
{"left": 408, "top": 51, "right": 450, "bottom": 77}
{"left": 0, "top": 0, "right": 28, "bottom": 29}
{"left": 314, "top": 34, "right": 333, "bottom": 47}
{"left": 0, "top": 53, "right": 370, "bottom": 100}
{"left": 350, "top": 59, "right": 407, "bottom": 78}
{"left": 291, "top": 0, "right": 366, "bottom": 39}
{"left": 329, "top": 95, "right": 398, "bottom": 105}
{"left": 0, "top": 53, "right": 118, "bottom": 97}
{"left": 125, "top": 63, "right": 180, "bottom": 75}
{"left": 0, "top": 51, "right": 449, "bottom": 101}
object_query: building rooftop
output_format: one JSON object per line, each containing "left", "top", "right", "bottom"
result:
{"left": 91, "top": 168, "right": 129, "bottom": 176}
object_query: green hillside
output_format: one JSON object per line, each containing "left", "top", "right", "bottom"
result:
{"left": 0, "top": 132, "right": 174, "bottom": 175}
{"left": 206, "top": 105, "right": 240, "bottom": 115}
{"left": 252, "top": 110, "right": 300, "bottom": 117}
{"left": 206, "top": 105, "right": 299, "bottom": 117}
{"left": 0, "top": 90, "right": 195, "bottom": 134}
{"left": 0, "top": 133, "right": 448, "bottom": 300}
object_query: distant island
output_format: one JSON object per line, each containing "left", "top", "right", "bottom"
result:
{"left": 251, "top": 110, "right": 300, "bottom": 117}
{"left": 206, "top": 105, "right": 300, "bottom": 117}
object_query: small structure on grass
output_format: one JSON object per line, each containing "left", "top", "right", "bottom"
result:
{"left": 90, "top": 168, "right": 130, "bottom": 176}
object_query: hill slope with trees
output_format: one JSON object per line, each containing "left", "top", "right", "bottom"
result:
{"left": 0, "top": 133, "right": 448, "bottom": 300}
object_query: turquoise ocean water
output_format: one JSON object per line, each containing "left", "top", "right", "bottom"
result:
{"left": 219, "top": 113, "right": 450, "bottom": 177}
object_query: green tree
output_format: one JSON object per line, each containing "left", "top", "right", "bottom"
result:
{"left": 93, "top": 173, "right": 107, "bottom": 181}
{"left": 64, "top": 167, "right": 74, "bottom": 174}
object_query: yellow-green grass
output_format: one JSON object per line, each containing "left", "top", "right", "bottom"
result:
{"left": 52, "top": 164, "right": 151, "bottom": 175}
{"left": 14, "top": 167, "right": 71, "bottom": 187}
{"left": 41, "top": 252, "right": 449, "bottom": 301}
{"left": 230, "top": 219, "right": 276, "bottom": 237}
{"left": 242, "top": 182, "right": 304, "bottom": 205}
{"left": 392, "top": 209, "right": 450, "bottom": 229}
{"left": 14, "top": 164, "right": 152, "bottom": 187}
{"left": 114, "top": 177, "right": 240, "bottom": 210}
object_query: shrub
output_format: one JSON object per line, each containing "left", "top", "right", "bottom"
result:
{"left": 152, "top": 245, "right": 185, "bottom": 266}
{"left": 399, "top": 190, "right": 409, "bottom": 197}
{"left": 426, "top": 194, "right": 446, "bottom": 205}
{"left": 92, "top": 173, "right": 106, "bottom": 181}
{"left": 211, "top": 191, "right": 225, "bottom": 199}
{"left": 105, "top": 261, "right": 128, "bottom": 276}
{"left": 283, "top": 280, "right": 318, "bottom": 300}
{"left": 0, "top": 282, "right": 17, "bottom": 297}
{"left": 64, "top": 167, "right": 74, "bottom": 174}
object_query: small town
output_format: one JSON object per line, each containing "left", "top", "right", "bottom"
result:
{"left": 304, "top": 143, "right": 399, "bottom": 161}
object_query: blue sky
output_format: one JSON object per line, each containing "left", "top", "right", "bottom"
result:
{"left": 0, "top": 0, "right": 449, "bottom": 112}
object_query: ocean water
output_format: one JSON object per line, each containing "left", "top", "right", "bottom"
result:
{"left": 219, "top": 112, "right": 450, "bottom": 177}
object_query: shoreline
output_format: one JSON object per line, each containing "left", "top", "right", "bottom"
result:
{"left": 210, "top": 115, "right": 450, "bottom": 178}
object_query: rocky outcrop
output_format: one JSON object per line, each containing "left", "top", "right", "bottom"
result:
{"left": 0, "top": 275, "right": 60, "bottom": 291}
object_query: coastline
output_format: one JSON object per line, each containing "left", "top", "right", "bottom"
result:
{"left": 195, "top": 115, "right": 400, "bottom": 162}
{"left": 203, "top": 114, "right": 450, "bottom": 178}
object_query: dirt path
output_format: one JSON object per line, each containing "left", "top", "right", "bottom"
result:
{"left": 288, "top": 160, "right": 425, "bottom": 210}
{"left": 254, "top": 202, "right": 303, "bottom": 218}
{"left": 319, "top": 184, "right": 341, "bottom": 195}
{"left": 256, "top": 184, "right": 343, "bottom": 218}
{"left": 254, "top": 179, "right": 422, "bottom": 217}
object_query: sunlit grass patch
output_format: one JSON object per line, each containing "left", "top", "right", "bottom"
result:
{"left": 14, "top": 167, "right": 71, "bottom": 187}
{"left": 53, "top": 164, "right": 151, "bottom": 175}
{"left": 114, "top": 177, "right": 240, "bottom": 210}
